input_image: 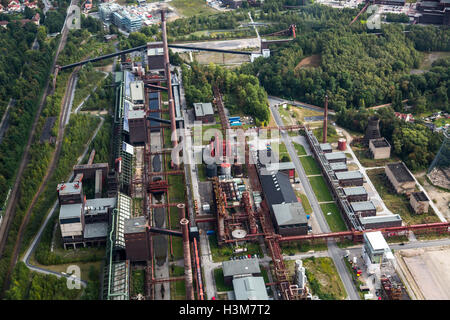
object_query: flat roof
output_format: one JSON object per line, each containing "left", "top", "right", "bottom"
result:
{"left": 59, "top": 203, "right": 83, "bottom": 219}
{"left": 85, "top": 197, "right": 116, "bottom": 216}
{"left": 128, "top": 109, "right": 145, "bottom": 119}
{"left": 343, "top": 186, "right": 367, "bottom": 196}
{"left": 193, "top": 102, "right": 214, "bottom": 117}
{"left": 265, "top": 162, "right": 295, "bottom": 171}
{"left": 335, "top": 171, "right": 363, "bottom": 180}
{"left": 364, "top": 231, "right": 390, "bottom": 251}
{"left": 370, "top": 138, "right": 390, "bottom": 148}
{"left": 222, "top": 259, "right": 260, "bottom": 278}
{"left": 320, "top": 143, "right": 332, "bottom": 151}
{"left": 330, "top": 162, "right": 348, "bottom": 171}
{"left": 232, "top": 276, "right": 268, "bottom": 300}
{"left": 84, "top": 222, "right": 108, "bottom": 239}
{"left": 412, "top": 191, "right": 429, "bottom": 202}
{"left": 325, "top": 152, "right": 346, "bottom": 160}
{"left": 57, "top": 182, "right": 82, "bottom": 196}
{"left": 272, "top": 202, "right": 307, "bottom": 226}
{"left": 124, "top": 216, "right": 147, "bottom": 234}
{"left": 386, "top": 162, "right": 415, "bottom": 183}
{"left": 360, "top": 214, "right": 402, "bottom": 224}
{"left": 351, "top": 201, "right": 376, "bottom": 212}
{"left": 130, "top": 81, "right": 144, "bottom": 102}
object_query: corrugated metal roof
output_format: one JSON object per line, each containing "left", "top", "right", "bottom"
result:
{"left": 222, "top": 259, "right": 260, "bottom": 278}
{"left": 325, "top": 152, "right": 346, "bottom": 160}
{"left": 265, "top": 162, "right": 295, "bottom": 171}
{"left": 364, "top": 231, "right": 390, "bottom": 251}
{"left": 359, "top": 214, "right": 402, "bottom": 224}
{"left": 233, "top": 277, "right": 268, "bottom": 300}
{"left": 272, "top": 202, "right": 307, "bottom": 226}
{"left": 259, "top": 170, "right": 297, "bottom": 207}
{"left": 351, "top": 201, "right": 376, "bottom": 212}
{"left": 343, "top": 186, "right": 367, "bottom": 196}
{"left": 193, "top": 102, "right": 214, "bottom": 117}
{"left": 330, "top": 162, "right": 348, "bottom": 171}
{"left": 320, "top": 143, "right": 332, "bottom": 151}
{"left": 335, "top": 171, "right": 363, "bottom": 180}
{"left": 84, "top": 222, "right": 108, "bottom": 239}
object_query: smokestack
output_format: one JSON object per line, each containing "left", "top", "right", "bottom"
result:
{"left": 161, "top": 9, "right": 179, "bottom": 168}
{"left": 180, "top": 216, "right": 195, "bottom": 300}
{"left": 323, "top": 95, "right": 328, "bottom": 144}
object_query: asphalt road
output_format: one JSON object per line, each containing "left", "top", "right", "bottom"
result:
{"left": 269, "top": 99, "right": 360, "bottom": 300}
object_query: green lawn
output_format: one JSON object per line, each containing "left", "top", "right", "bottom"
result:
{"left": 367, "top": 169, "right": 440, "bottom": 225}
{"left": 170, "top": 237, "right": 184, "bottom": 260}
{"left": 168, "top": 175, "right": 185, "bottom": 202}
{"left": 213, "top": 268, "right": 233, "bottom": 292}
{"left": 309, "top": 175, "right": 333, "bottom": 202}
{"left": 170, "top": 280, "right": 186, "bottom": 300}
{"left": 300, "top": 156, "right": 321, "bottom": 175}
{"left": 197, "top": 164, "right": 207, "bottom": 181}
{"left": 304, "top": 257, "right": 347, "bottom": 300}
{"left": 295, "top": 191, "right": 312, "bottom": 214}
{"left": 171, "top": 0, "right": 217, "bottom": 17}
{"left": 293, "top": 142, "right": 307, "bottom": 156}
{"left": 73, "top": 69, "right": 105, "bottom": 110}
{"left": 131, "top": 269, "right": 145, "bottom": 297}
{"left": 280, "top": 240, "right": 328, "bottom": 255}
{"left": 208, "top": 236, "right": 262, "bottom": 262}
{"left": 320, "top": 203, "right": 347, "bottom": 232}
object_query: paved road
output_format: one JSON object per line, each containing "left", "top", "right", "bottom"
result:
{"left": 268, "top": 96, "right": 336, "bottom": 116}
{"left": 269, "top": 101, "right": 360, "bottom": 300}
{"left": 171, "top": 38, "right": 260, "bottom": 53}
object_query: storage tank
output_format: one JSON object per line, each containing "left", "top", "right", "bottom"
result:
{"left": 219, "top": 163, "right": 231, "bottom": 176}
{"left": 206, "top": 164, "right": 217, "bottom": 178}
{"left": 338, "top": 138, "right": 347, "bottom": 151}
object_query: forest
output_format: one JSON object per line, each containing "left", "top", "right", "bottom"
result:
{"left": 240, "top": 6, "right": 450, "bottom": 111}
{"left": 182, "top": 62, "right": 270, "bottom": 125}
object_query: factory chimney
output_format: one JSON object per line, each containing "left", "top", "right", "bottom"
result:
{"left": 178, "top": 204, "right": 194, "bottom": 300}
{"left": 323, "top": 95, "right": 328, "bottom": 144}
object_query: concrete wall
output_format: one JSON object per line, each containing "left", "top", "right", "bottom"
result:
{"left": 369, "top": 140, "right": 391, "bottom": 159}
{"left": 385, "top": 166, "right": 415, "bottom": 194}
{"left": 410, "top": 196, "right": 429, "bottom": 214}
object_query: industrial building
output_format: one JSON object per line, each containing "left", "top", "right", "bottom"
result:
{"left": 410, "top": 191, "right": 430, "bottom": 214}
{"left": 193, "top": 102, "right": 215, "bottom": 123}
{"left": 230, "top": 276, "right": 269, "bottom": 300}
{"left": 272, "top": 202, "right": 308, "bottom": 236}
{"left": 265, "top": 162, "right": 296, "bottom": 181}
{"left": 415, "top": 0, "right": 450, "bottom": 25}
{"left": 330, "top": 162, "right": 348, "bottom": 173}
{"left": 385, "top": 162, "right": 416, "bottom": 194}
{"left": 147, "top": 42, "right": 165, "bottom": 73}
{"left": 362, "top": 231, "right": 393, "bottom": 265}
{"left": 128, "top": 109, "right": 147, "bottom": 145}
{"left": 319, "top": 143, "right": 332, "bottom": 153}
{"left": 369, "top": 138, "right": 391, "bottom": 159}
{"left": 124, "top": 216, "right": 151, "bottom": 262}
{"left": 351, "top": 201, "right": 377, "bottom": 217}
{"left": 343, "top": 186, "right": 368, "bottom": 202}
{"left": 325, "top": 151, "right": 347, "bottom": 164}
{"left": 335, "top": 171, "right": 364, "bottom": 187}
{"left": 358, "top": 214, "right": 403, "bottom": 229}
{"left": 222, "top": 259, "right": 261, "bottom": 285}
{"left": 58, "top": 182, "right": 117, "bottom": 249}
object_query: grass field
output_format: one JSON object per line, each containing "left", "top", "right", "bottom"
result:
{"left": 304, "top": 257, "right": 346, "bottom": 300}
{"left": 213, "top": 268, "right": 233, "bottom": 292}
{"left": 280, "top": 240, "right": 328, "bottom": 255}
{"left": 367, "top": 169, "right": 440, "bottom": 225}
{"left": 293, "top": 142, "right": 307, "bottom": 156}
{"left": 320, "top": 203, "right": 347, "bottom": 232}
{"left": 309, "top": 175, "right": 333, "bottom": 202}
{"left": 171, "top": 0, "right": 217, "bottom": 17}
{"left": 297, "top": 192, "right": 312, "bottom": 214}
{"left": 300, "top": 156, "right": 321, "bottom": 175}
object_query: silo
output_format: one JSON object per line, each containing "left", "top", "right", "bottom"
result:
{"left": 219, "top": 163, "right": 231, "bottom": 176}
{"left": 338, "top": 138, "right": 347, "bottom": 151}
{"left": 206, "top": 164, "right": 217, "bottom": 178}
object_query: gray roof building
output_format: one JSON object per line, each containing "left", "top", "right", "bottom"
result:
{"left": 84, "top": 222, "right": 108, "bottom": 239}
{"left": 351, "top": 201, "right": 376, "bottom": 212}
{"left": 222, "top": 259, "right": 260, "bottom": 278}
{"left": 265, "top": 162, "right": 295, "bottom": 172}
{"left": 57, "top": 182, "right": 82, "bottom": 196}
{"left": 85, "top": 198, "right": 117, "bottom": 216}
{"left": 128, "top": 109, "right": 145, "bottom": 119}
{"left": 232, "top": 277, "right": 269, "bottom": 300}
{"left": 272, "top": 202, "right": 307, "bottom": 226}
{"left": 259, "top": 171, "right": 297, "bottom": 207}
{"left": 124, "top": 216, "right": 147, "bottom": 234}
{"left": 335, "top": 171, "right": 364, "bottom": 180}
{"left": 130, "top": 81, "right": 144, "bottom": 103}
{"left": 59, "top": 203, "right": 83, "bottom": 219}
{"left": 343, "top": 186, "right": 367, "bottom": 196}
{"left": 193, "top": 102, "right": 214, "bottom": 117}
{"left": 325, "top": 151, "right": 347, "bottom": 162}
{"left": 330, "top": 162, "right": 348, "bottom": 172}
{"left": 320, "top": 143, "right": 332, "bottom": 153}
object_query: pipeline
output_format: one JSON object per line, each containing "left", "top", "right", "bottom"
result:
{"left": 161, "top": 10, "right": 179, "bottom": 169}
{"left": 193, "top": 237, "right": 204, "bottom": 300}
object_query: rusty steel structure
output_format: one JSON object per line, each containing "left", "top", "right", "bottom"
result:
{"left": 180, "top": 217, "right": 194, "bottom": 300}
{"left": 212, "top": 177, "right": 228, "bottom": 243}
{"left": 241, "top": 191, "right": 258, "bottom": 234}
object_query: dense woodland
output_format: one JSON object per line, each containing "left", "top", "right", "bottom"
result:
{"left": 182, "top": 62, "right": 270, "bottom": 125}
